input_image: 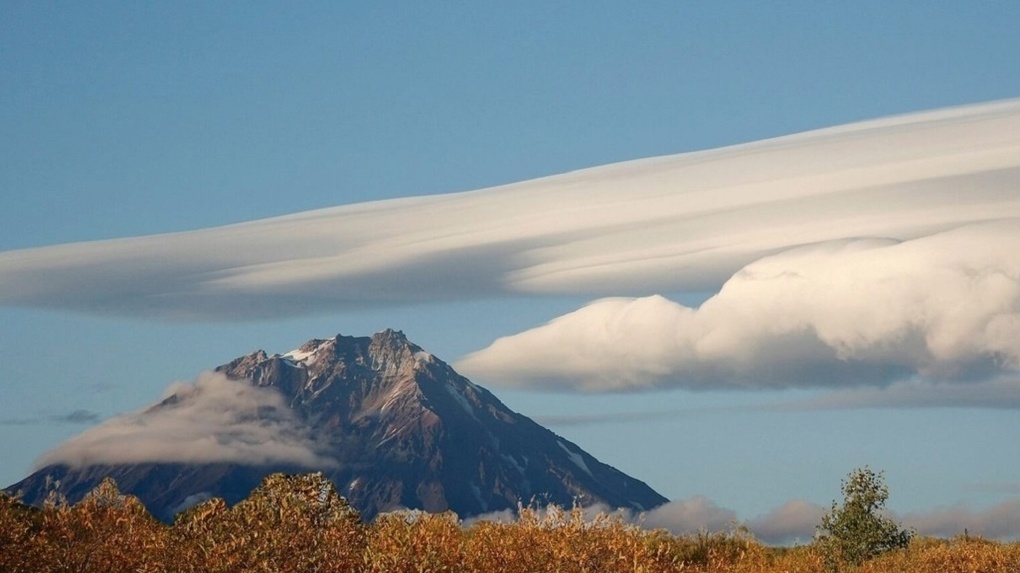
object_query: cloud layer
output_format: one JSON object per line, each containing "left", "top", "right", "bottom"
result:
{"left": 0, "top": 99, "right": 1018, "bottom": 320}
{"left": 35, "top": 372, "right": 335, "bottom": 469}
{"left": 3, "top": 99, "right": 1018, "bottom": 401}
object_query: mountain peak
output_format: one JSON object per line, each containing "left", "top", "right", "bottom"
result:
{"left": 8, "top": 329, "right": 668, "bottom": 521}
{"left": 372, "top": 328, "right": 409, "bottom": 345}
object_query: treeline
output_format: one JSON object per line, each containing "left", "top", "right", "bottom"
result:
{"left": 1, "top": 472, "right": 1018, "bottom": 573}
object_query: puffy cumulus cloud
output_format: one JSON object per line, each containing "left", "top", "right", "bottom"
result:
{"left": 457, "top": 222, "right": 1020, "bottom": 393}
{"left": 35, "top": 372, "right": 336, "bottom": 469}
{"left": 0, "top": 100, "right": 1018, "bottom": 320}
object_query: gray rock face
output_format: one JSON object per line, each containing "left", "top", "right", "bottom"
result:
{"left": 7, "top": 329, "right": 667, "bottom": 520}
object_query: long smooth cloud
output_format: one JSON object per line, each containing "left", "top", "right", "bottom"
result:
{"left": 35, "top": 372, "right": 336, "bottom": 469}
{"left": 0, "top": 99, "right": 1018, "bottom": 320}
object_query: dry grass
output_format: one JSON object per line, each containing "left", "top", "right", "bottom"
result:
{"left": 2, "top": 473, "right": 1018, "bottom": 573}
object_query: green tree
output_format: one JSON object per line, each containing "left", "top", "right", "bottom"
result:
{"left": 816, "top": 467, "right": 912, "bottom": 570}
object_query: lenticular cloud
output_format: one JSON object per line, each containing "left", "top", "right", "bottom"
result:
{"left": 0, "top": 99, "right": 1017, "bottom": 320}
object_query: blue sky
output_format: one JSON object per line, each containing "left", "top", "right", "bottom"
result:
{"left": 3, "top": 2, "right": 1020, "bottom": 539}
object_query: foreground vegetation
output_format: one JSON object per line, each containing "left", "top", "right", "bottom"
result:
{"left": 2, "top": 472, "right": 1018, "bottom": 573}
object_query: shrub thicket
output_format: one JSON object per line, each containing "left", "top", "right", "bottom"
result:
{"left": 1, "top": 473, "right": 1017, "bottom": 573}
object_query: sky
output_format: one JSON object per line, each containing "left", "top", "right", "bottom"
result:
{"left": 2, "top": 2, "right": 1020, "bottom": 542}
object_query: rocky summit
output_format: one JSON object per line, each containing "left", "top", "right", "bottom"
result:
{"left": 8, "top": 329, "right": 667, "bottom": 520}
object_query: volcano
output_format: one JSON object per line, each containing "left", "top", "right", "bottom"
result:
{"left": 7, "top": 329, "right": 667, "bottom": 520}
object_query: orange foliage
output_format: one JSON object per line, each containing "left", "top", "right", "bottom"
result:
{"left": 2, "top": 473, "right": 1019, "bottom": 573}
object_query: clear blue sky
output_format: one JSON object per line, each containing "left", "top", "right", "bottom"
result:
{"left": 2, "top": 2, "right": 1019, "bottom": 530}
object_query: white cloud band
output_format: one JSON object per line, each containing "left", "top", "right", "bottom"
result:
{"left": 0, "top": 99, "right": 1018, "bottom": 320}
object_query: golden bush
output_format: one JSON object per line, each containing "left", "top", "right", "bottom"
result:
{"left": 2, "top": 474, "right": 1019, "bottom": 573}
{"left": 365, "top": 510, "right": 466, "bottom": 573}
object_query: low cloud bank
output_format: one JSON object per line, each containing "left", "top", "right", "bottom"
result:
{"left": 35, "top": 372, "right": 336, "bottom": 469}
{"left": 902, "top": 500, "right": 1020, "bottom": 539}
{"left": 468, "top": 497, "right": 1020, "bottom": 545}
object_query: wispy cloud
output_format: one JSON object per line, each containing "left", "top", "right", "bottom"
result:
{"left": 772, "top": 375, "right": 1020, "bottom": 410}
{"left": 35, "top": 372, "right": 336, "bottom": 469}
{"left": 50, "top": 409, "right": 101, "bottom": 424}
{"left": 0, "top": 409, "right": 102, "bottom": 426}
{"left": 532, "top": 409, "right": 699, "bottom": 427}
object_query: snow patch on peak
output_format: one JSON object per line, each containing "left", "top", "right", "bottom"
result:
{"left": 281, "top": 339, "right": 332, "bottom": 366}
{"left": 282, "top": 348, "right": 315, "bottom": 363}
{"left": 557, "top": 440, "right": 592, "bottom": 477}
{"left": 414, "top": 351, "right": 434, "bottom": 363}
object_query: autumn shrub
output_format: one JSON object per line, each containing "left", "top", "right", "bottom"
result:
{"left": 855, "top": 535, "right": 1020, "bottom": 573}
{"left": 165, "top": 472, "right": 365, "bottom": 573}
{"left": 4, "top": 473, "right": 1020, "bottom": 573}
{"left": 463, "top": 508, "right": 560, "bottom": 573}
{"left": 485, "top": 506, "right": 645, "bottom": 573}
{"left": 462, "top": 505, "right": 773, "bottom": 573}
{"left": 364, "top": 510, "right": 465, "bottom": 573}
{"left": 29, "top": 478, "right": 168, "bottom": 573}
{"left": 0, "top": 492, "right": 44, "bottom": 573}
{"left": 749, "top": 544, "right": 826, "bottom": 573}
